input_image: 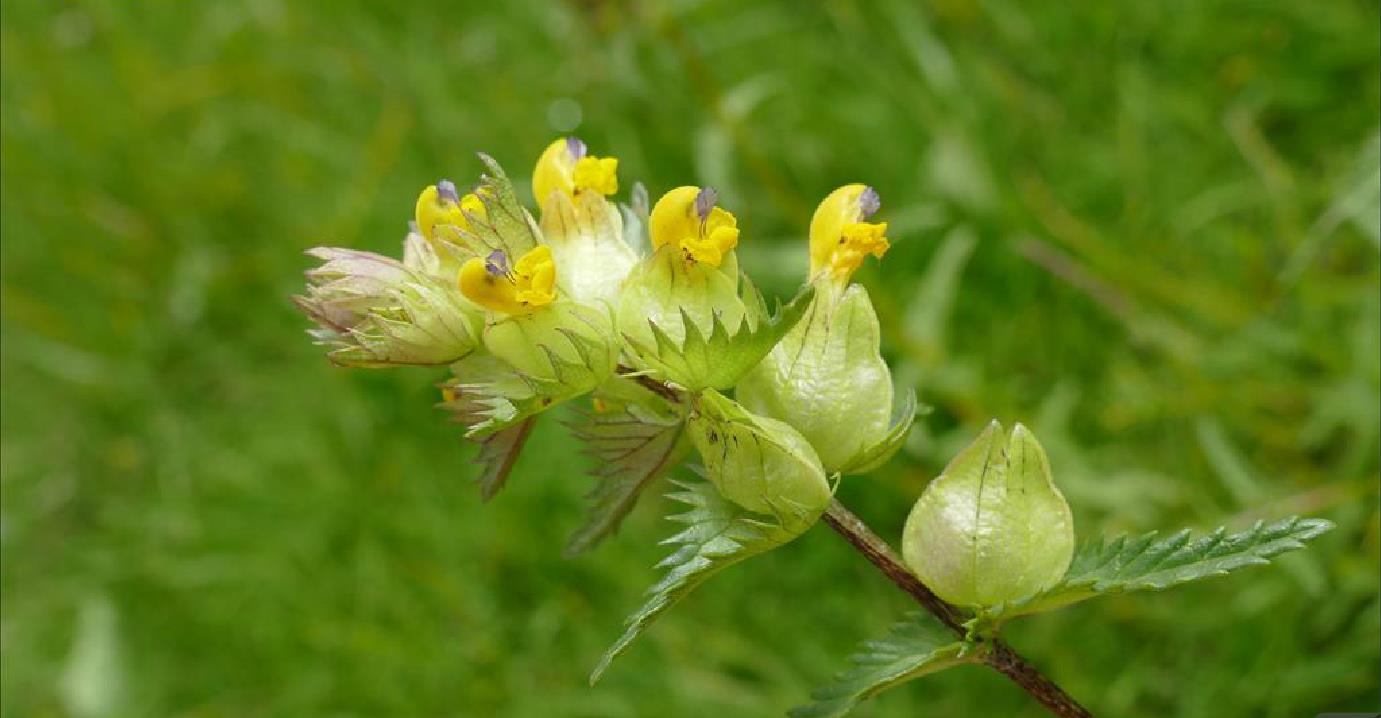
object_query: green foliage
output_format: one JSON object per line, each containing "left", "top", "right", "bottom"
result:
{"left": 590, "top": 477, "right": 803, "bottom": 685}
{"left": 997, "top": 517, "right": 1336, "bottom": 619}
{"left": 471, "top": 417, "right": 538, "bottom": 502}
{"left": 452, "top": 323, "right": 615, "bottom": 437}
{"left": 789, "top": 612, "right": 971, "bottom": 718}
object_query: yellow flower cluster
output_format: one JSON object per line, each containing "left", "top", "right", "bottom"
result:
{"left": 409, "top": 139, "right": 891, "bottom": 320}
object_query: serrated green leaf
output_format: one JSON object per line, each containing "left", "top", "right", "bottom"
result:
{"left": 439, "top": 347, "right": 600, "bottom": 441}
{"left": 789, "top": 611, "right": 971, "bottom": 718}
{"left": 836, "top": 389, "right": 917, "bottom": 475}
{"left": 565, "top": 397, "right": 691, "bottom": 556}
{"left": 623, "top": 281, "right": 815, "bottom": 392}
{"left": 472, "top": 416, "right": 538, "bottom": 502}
{"left": 439, "top": 371, "right": 539, "bottom": 502}
{"left": 458, "top": 360, "right": 593, "bottom": 439}
{"left": 589, "top": 477, "right": 802, "bottom": 684}
{"left": 995, "top": 516, "right": 1335, "bottom": 618}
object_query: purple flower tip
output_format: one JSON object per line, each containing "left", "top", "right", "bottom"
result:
{"left": 566, "top": 136, "right": 588, "bottom": 160}
{"left": 484, "top": 249, "right": 511, "bottom": 277}
{"left": 858, "top": 186, "right": 881, "bottom": 219}
{"left": 694, "top": 187, "right": 719, "bottom": 221}
{"left": 437, "top": 179, "right": 461, "bottom": 204}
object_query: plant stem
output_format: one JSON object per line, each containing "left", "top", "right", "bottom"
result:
{"left": 822, "top": 500, "right": 1093, "bottom": 718}
{"left": 611, "top": 369, "right": 1091, "bottom": 715}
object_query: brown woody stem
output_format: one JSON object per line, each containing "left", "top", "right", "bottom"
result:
{"left": 822, "top": 500, "right": 1093, "bottom": 718}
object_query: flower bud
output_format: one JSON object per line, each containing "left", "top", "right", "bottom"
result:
{"left": 295, "top": 247, "right": 482, "bottom": 367}
{"left": 737, "top": 281, "right": 893, "bottom": 473}
{"left": 687, "top": 390, "right": 831, "bottom": 530}
{"left": 901, "top": 421, "right": 1074, "bottom": 608}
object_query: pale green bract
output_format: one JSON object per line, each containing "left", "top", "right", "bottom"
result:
{"left": 789, "top": 612, "right": 971, "bottom": 718}
{"left": 686, "top": 389, "right": 832, "bottom": 531}
{"left": 481, "top": 301, "right": 617, "bottom": 381}
{"left": 590, "top": 391, "right": 833, "bottom": 683}
{"left": 739, "top": 282, "right": 914, "bottom": 474}
{"left": 617, "top": 246, "right": 815, "bottom": 391}
{"left": 454, "top": 153, "right": 543, "bottom": 262}
{"left": 902, "top": 420, "right": 1075, "bottom": 608}
{"left": 446, "top": 308, "right": 618, "bottom": 438}
{"left": 294, "top": 244, "right": 483, "bottom": 368}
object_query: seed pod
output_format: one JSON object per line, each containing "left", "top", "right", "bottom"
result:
{"left": 901, "top": 421, "right": 1074, "bottom": 608}
{"left": 738, "top": 281, "right": 893, "bottom": 473}
{"left": 686, "top": 390, "right": 831, "bottom": 531}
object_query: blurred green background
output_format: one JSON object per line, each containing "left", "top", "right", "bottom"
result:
{"left": 2, "top": 1, "right": 1378, "bottom": 716}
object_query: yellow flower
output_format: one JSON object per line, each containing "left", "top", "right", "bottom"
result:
{"left": 650, "top": 186, "right": 740, "bottom": 267}
{"left": 415, "top": 180, "right": 487, "bottom": 244}
{"left": 532, "top": 137, "right": 619, "bottom": 205}
{"left": 808, "top": 184, "right": 889, "bottom": 281}
{"left": 457, "top": 245, "right": 557, "bottom": 315}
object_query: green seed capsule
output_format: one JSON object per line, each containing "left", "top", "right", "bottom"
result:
{"left": 901, "top": 421, "right": 1074, "bottom": 608}
{"left": 687, "top": 389, "right": 831, "bottom": 531}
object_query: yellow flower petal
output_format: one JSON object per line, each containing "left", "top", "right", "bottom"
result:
{"left": 649, "top": 186, "right": 740, "bottom": 268}
{"left": 416, "top": 181, "right": 486, "bottom": 243}
{"left": 458, "top": 245, "right": 557, "bottom": 316}
{"left": 533, "top": 137, "right": 619, "bottom": 205}
{"left": 809, "top": 184, "right": 888, "bottom": 280}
